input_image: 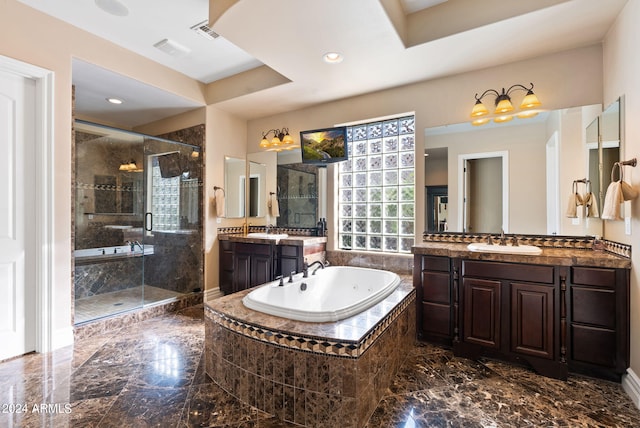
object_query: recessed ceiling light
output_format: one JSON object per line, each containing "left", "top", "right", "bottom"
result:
{"left": 323, "top": 52, "right": 343, "bottom": 64}
{"left": 106, "top": 97, "right": 123, "bottom": 105}
{"left": 94, "top": 0, "right": 129, "bottom": 17}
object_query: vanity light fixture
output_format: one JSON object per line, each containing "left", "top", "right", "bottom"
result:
{"left": 119, "top": 160, "right": 138, "bottom": 171}
{"left": 470, "top": 82, "right": 542, "bottom": 126}
{"left": 259, "top": 127, "right": 299, "bottom": 151}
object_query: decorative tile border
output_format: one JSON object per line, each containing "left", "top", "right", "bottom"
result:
{"left": 422, "top": 232, "right": 631, "bottom": 258}
{"left": 206, "top": 289, "right": 416, "bottom": 359}
{"left": 217, "top": 225, "right": 320, "bottom": 236}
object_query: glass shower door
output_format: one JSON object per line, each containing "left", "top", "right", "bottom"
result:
{"left": 73, "top": 120, "right": 145, "bottom": 323}
{"left": 142, "top": 137, "right": 203, "bottom": 305}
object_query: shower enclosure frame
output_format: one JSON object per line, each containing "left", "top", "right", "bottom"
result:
{"left": 73, "top": 120, "right": 203, "bottom": 324}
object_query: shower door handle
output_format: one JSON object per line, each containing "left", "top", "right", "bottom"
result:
{"left": 145, "top": 212, "right": 153, "bottom": 231}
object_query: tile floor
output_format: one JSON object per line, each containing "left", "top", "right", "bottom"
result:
{"left": 74, "top": 286, "right": 183, "bottom": 324}
{"left": 1, "top": 304, "right": 639, "bottom": 427}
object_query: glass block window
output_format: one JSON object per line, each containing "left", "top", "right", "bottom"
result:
{"left": 150, "top": 157, "right": 181, "bottom": 231}
{"left": 338, "top": 115, "right": 415, "bottom": 253}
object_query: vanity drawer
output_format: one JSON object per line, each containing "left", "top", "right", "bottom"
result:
{"left": 234, "top": 242, "right": 271, "bottom": 255}
{"left": 421, "top": 271, "right": 450, "bottom": 304}
{"left": 571, "top": 287, "right": 616, "bottom": 328}
{"left": 280, "top": 245, "right": 300, "bottom": 257}
{"left": 462, "top": 260, "right": 554, "bottom": 284}
{"left": 571, "top": 267, "right": 616, "bottom": 288}
{"left": 421, "top": 255, "right": 450, "bottom": 272}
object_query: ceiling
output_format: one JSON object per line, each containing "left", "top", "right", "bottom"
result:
{"left": 18, "top": 0, "right": 627, "bottom": 127}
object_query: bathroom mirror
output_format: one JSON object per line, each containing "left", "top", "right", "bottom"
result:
{"left": 425, "top": 104, "right": 602, "bottom": 236}
{"left": 276, "top": 163, "right": 320, "bottom": 228}
{"left": 600, "top": 98, "right": 621, "bottom": 208}
{"left": 586, "top": 98, "right": 621, "bottom": 216}
{"left": 248, "top": 161, "right": 267, "bottom": 217}
{"left": 224, "top": 156, "right": 246, "bottom": 218}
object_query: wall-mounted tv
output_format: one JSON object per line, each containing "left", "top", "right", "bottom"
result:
{"left": 300, "top": 126, "right": 348, "bottom": 165}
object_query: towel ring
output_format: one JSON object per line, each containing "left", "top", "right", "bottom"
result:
{"left": 611, "top": 158, "right": 638, "bottom": 182}
{"left": 214, "top": 186, "right": 225, "bottom": 196}
{"left": 611, "top": 162, "right": 624, "bottom": 182}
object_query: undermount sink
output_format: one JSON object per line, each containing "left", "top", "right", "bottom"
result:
{"left": 467, "top": 242, "right": 542, "bottom": 255}
{"left": 246, "top": 232, "right": 289, "bottom": 239}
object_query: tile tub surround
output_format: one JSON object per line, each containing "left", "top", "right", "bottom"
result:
{"left": 326, "top": 250, "right": 413, "bottom": 275}
{"left": 205, "top": 278, "right": 416, "bottom": 427}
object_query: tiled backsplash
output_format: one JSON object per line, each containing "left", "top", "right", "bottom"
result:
{"left": 422, "top": 232, "right": 631, "bottom": 258}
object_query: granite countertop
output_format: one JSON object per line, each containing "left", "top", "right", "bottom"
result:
{"left": 219, "top": 234, "right": 327, "bottom": 246}
{"left": 412, "top": 242, "right": 631, "bottom": 269}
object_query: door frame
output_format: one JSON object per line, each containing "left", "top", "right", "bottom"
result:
{"left": 0, "top": 55, "right": 56, "bottom": 353}
{"left": 458, "top": 151, "right": 509, "bottom": 233}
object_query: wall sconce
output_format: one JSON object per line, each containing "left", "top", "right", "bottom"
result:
{"left": 259, "top": 127, "right": 298, "bottom": 151}
{"left": 470, "top": 82, "right": 542, "bottom": 126}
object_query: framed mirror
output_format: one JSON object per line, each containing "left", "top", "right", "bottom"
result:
{"left": 425, "top": 104, "right": 602, "bottom": 237}
{"left": 224, "top": 156, "right": 246, "bottom": 218}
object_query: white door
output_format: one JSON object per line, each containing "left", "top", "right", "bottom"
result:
{"left": 0, "top": 70, "right": 36, "bottom": 360}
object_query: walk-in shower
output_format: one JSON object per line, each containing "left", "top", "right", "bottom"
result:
{"left": 73, "top": 120, "right": 203, "bottom": 324}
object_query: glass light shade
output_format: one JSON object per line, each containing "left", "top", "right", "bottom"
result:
{"left": 471, "top": 118, "right": 490, "bottom": 126}
{"left": 471, "top": 101, "right": 489, "bottom": 117}
{"left": 517, "top": 110, "right": 539, "bottom": 119}
{"left": 283, "top": 133, "right": 294, "bottom": 144}
{"left": 520, "top": 91, "right": 541, "bottom": 109}
{"left": 271, "top": 136, "right": 281, "bottom": 146}
{"left": 260, "top": 137, "right": 270, "bottom": 148}
{"left": 494, "top": 98, "right": 514, "bottom": 114}
{"left": 494, "top": 114, "right": 513, "bottom": 124}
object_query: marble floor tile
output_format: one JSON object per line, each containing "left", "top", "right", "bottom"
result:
{"left": 2, "top": 304, "right": 639, "bottom": 427}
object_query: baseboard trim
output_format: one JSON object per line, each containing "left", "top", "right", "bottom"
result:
{"left": 52, "top": 326, "right": 74, "bottom": 350}
{"left": 623, "top": 368, "right": 640, "bottom": 409}
{"left": 205, "top": 288, "right": 223, "bottom": 302}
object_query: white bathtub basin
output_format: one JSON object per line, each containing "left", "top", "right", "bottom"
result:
{"left": 467, "top": 242, "right": 542, "bottom": 255}
{"left": 243, "top": 266, "right": 400, "bottom": 322}
{"left": 246, "top": 232, "right": 289, "bottom": 239}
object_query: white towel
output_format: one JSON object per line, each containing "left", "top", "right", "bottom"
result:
{"left": 268, "top": 195, "right": 280, "bottom": 217}
{"left": 215, "top": 189, "right": 225, "bottom": 217}
{"left": 621, "top": 180, "right": 638, "bottom": 201}
{"left": 601, "top": 181, "right": 623, "bottom": 220}
{"left": 583, "top": 192, "right": 599, "bottom": 218}
{"left": 565, "top": 192, "right": 583, "bottom": 218}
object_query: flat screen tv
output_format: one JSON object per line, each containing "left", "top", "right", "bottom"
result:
{"left": 300, "top": 126, "right": 348, "bottom": 165}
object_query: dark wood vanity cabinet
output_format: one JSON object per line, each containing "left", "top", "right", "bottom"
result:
{"left": 414, "top": 255, "right": 453, "bottom": 345}
{"left": 219, "top": 240, "right": 235, "bottom": 295}
{"left": 568, "top": 266, "right": 629, "bottom": 380}
{"left": 278, "top": 245, "right": 303, "bottom": 278}
{"left": 414, "top": 254, "right": 630, "bottom": 381}
{"left": 219, "top": 239, "right": 324, "bottom": 295}
{"left": 219, "top": 241, "right": 276, "bottom": 295}
{"left": 231, "top": 242, "right": 275, "bottom": 293}
{"left": 455, "top": 260, "right": 565, "bottom": 379}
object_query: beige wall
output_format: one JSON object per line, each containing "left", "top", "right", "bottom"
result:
{"left": 603, "top": 0, "right": 640, "bottom": 389}
{"left": 248, "top": 44, "right": 604, "bottom": 250}
{"left": 0, "top": 0, "right": 214, "bottom": 343}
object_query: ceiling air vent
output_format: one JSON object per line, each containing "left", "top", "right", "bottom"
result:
{"left": 190, "top": 20, "right": 220, "bottom": 40}
{"left": 153, "top": 38, "right": 191, "bottom": 57}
